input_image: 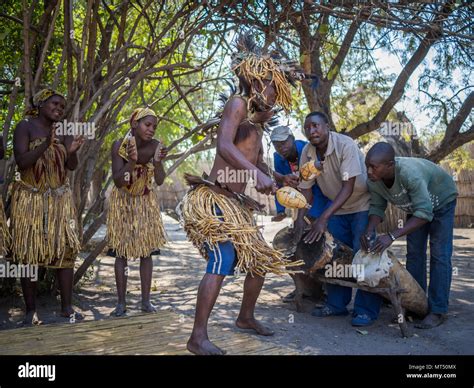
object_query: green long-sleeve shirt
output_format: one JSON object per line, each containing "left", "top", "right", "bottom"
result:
{"left": 367, "top": 157, "right": 458, "bottom": 222}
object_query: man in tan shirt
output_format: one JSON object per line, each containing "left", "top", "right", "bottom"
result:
{"left": 294, "top": 111, "right": 382, "bottom": 327}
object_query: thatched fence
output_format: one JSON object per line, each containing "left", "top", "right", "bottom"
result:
{"left": 375, "top": 164, "right": 473, "bottom": 233}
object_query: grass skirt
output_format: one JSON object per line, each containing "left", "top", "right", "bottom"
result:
{"left": 181, "top": 184, "right": 300, "bottom": 277}
{"left": 10, "top": 182, "right": 80, "bottom": 269}
{"left": 0, "top": 200, "right": 11, "bottom": 258}
{"left": 106, "top": 187, "right": 167, "bottom": 260}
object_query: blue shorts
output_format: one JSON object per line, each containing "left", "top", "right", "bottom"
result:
{"left": 204, "top": 205, "right": 237, "bottom": 276}
{"left": 205, "top": 240, "right": 237, "bottom": 276}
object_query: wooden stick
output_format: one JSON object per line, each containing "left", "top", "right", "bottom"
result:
{"left": 389, "top": 271, "right": 412, "bottom": 338}
{"left": 73, "top": 238, "right": 107, "bottom": 286}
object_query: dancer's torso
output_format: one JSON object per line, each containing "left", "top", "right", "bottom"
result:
{"left": 208, "top": 96, "right": 267, "bottom": 194}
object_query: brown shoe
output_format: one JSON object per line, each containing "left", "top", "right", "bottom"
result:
{"left": 415, "top": 312, "right": 447, "bottom": 329}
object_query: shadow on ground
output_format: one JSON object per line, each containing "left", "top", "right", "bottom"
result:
{"left": 1, "top": 215, "right": 473, "bottom": 355}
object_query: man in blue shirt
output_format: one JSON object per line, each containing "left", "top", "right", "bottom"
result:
{"left": 271, "top": 125, "right": 331, "bottom": 222}
{"left": 271, "top": 126, "right": 331, "bottom": 302}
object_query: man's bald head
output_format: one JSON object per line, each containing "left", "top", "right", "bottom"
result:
{"left": 367, "top": 142, "right": 395, "bottom": 164}
{"left": 365, "top": 142, "right": 396, "bottom": 182}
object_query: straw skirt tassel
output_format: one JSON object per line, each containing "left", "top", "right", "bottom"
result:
{"left": 0, "top": 200, "right": 11, "bottom": 257}
{"left": 106, "top": 187, "right": 167, "bottom": 260}
{"left": 181, "top": 185, "right": 302, "bottom": 277}
{"left": 10, "top": 183, "right": 81, "bottom": 268}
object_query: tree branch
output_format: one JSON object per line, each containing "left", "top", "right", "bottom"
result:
{"left": 347, "top": 3, "right": 455, "bottom": 139}
{"left": 427, "top": 91, "right": 474, "bottom": 163}
{"left": 326, "top": 18, "right": 360, "bottom": 88}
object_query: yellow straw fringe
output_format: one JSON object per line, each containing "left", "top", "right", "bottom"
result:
{"left": 21, "top": 138, "right": 67, "bottom": 191}
{"left": 0, "top": 200, "right": 11, "bottom": 258}
{"left": 106, "top": 187, "right": 167, "bottom": 260}
{"left": 10, "top": 182, "right": 81, "bottom": 268}
{"left": 181, "top": 185, "right": 302, "bottom": 277}
{"left": 232, "top": 56, "right": 294, "bottom": 114}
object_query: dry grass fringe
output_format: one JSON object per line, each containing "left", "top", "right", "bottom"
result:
{"left": 181, "top": 184, "right": 303, "bottom": 277}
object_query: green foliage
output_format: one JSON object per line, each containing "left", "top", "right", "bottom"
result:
{"left": 1, "top": 0, "right": 473, "bottom": 185}
{"left": 445, "top": 146, "right": 474, "bottom": 173}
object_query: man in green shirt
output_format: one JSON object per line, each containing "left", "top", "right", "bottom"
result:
{"left": 362, "top": 142, "right": 458, "bottom": 329}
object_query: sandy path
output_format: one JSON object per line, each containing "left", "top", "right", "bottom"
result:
{"left": 1, "top": 215, "right": 473, "bottom": 355}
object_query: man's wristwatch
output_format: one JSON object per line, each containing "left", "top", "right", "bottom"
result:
{"left": 388, "top": 232, "right": 397, "bottom": 242}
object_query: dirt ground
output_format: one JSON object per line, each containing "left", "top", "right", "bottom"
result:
{"left": 1, "top": 214, "right": 473, "bottom": 355}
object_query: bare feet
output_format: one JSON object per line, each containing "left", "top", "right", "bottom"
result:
{"left": 22, "top": 311, "right": 42, "bottom": 326}
{"left": 141, "top": 301, "right": 157, "bottom": 313}
{"left": 415, "top": 312, "right": 447, "bottom": 329}
{"left": 187, "top": 337, "right": 226, "bottom": 355}
{"left": 236, "top": 317, "right": 274, "bottom": 336}
{"left": 110, "top": 303, "right": 127, "bottom": 317}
